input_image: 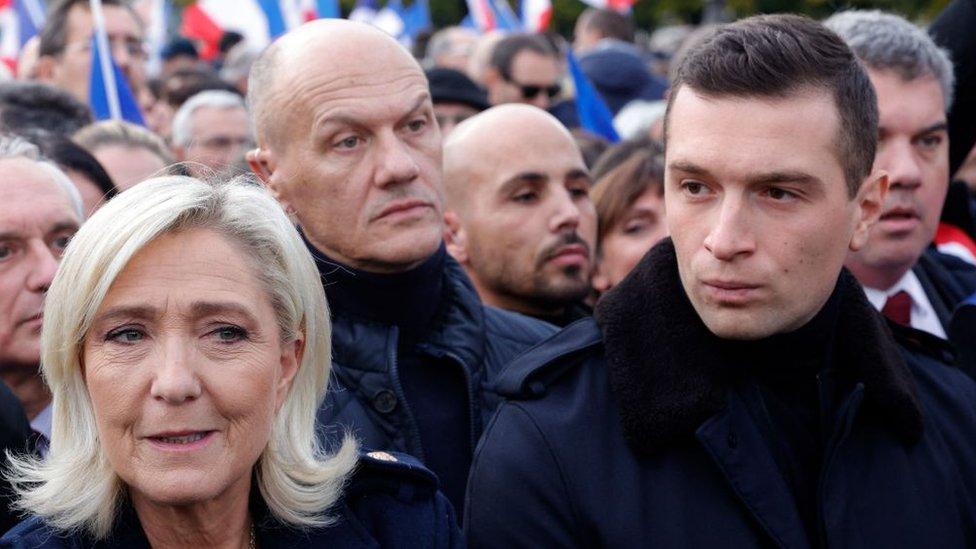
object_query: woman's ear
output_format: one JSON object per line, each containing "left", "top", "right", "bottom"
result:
{"left": 275, "top": 333, "right": 304, "bottom": 411}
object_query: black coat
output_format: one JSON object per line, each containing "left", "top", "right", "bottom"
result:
{"left": 0, "top": 382, "right": 30, "bottom": 535}
{"left": 465, "top": 240, "right": 976, "bottom": 548}
{"left": 1, "top": 452, "right": 461, "bottom": 548}
{"left": 316, "top": 256, "right": 557, "bottom": 486}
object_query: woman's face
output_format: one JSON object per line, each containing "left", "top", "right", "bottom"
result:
{"left": 83, "top": 227, "right": 301, "bottom": 507}
{"left": 593, "top": 188, "right": 668, "bottom": 293}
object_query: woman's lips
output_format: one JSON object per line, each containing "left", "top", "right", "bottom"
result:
{"left": 145, "top": 430, "right": 216, "bottom": 452}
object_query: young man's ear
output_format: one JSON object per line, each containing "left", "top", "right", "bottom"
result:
{"left": 33, "top": 55, "right": 57, "bottom": 81}
{"left": 849, "top": 169, "right": 888, "bottom": 252}
{"left": 443, "top": 210, "right": 469, "bottom": 264}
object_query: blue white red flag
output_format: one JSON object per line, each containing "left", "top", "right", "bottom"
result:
{"left": 464, "top": 0, "right": 521, "bottom": 32}
{"left": 0, "top": 0, "right": 45, "bottom": 72}
{"left": 567, "top": 49, "right": 619, "bottom": 142}
{"left": 350, "top": 0, "right": 430, "bottom": 47}
{"left": 520, "top": 0, "right": 551, "bottom": 32}
{"left": 89, "top": 36, "right": 145, "bottom": 124}
{"left": 181, "top": 0, "right": 337, "bottom": 60}
{"left": 580, "top": 0, "right": 636, "bottom": 13}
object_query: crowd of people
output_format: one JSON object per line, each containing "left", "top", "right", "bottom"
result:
{"left": 0, "top": 0, "right": 975, "bottom": 546}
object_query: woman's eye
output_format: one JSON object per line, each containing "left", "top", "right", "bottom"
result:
{"left": 212, "top": 326, "right": 247, "bottom": 343}
{"left": 106, "top": 328, "right": 145, "bottom": 343}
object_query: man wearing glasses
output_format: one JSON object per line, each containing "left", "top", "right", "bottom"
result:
{"left": 483, "top": 34, "right": 562, "bottom": 111}
{"left": 34, "top": 0, "right": 147, "bottom": 112}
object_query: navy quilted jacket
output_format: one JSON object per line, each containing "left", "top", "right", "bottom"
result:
{"left": 315, "top": 255, "right": 557, "bottom": 472}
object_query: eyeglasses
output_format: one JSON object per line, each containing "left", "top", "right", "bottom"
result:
{"left": 514, "top": 82, "right": 561, "bottom": 100}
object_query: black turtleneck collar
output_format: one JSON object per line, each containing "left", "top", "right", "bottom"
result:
{"left": 305, "top": 235, "right": 447, "bottom": 338}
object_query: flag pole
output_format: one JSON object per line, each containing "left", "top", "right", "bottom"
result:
{"left": 89, "top": 0, "right": 121, "bottom": 120}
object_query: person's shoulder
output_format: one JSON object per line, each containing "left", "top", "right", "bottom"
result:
{"left": 492, "top": 317, "right": 606, "bottom": 401}
{"left": 482, "top": 305, "right": 559, "bottom": 346}
{"left": 0, "top": 516, "right": 74, "bottom": 548}
{"left": 344, "top": 451, "right": 440, "bottom": 500}
{"left": 339, "top": 451, "right": 462, "bottom": 548}
{"left": 921, "top": 248, "right": 976, "bottom": 284}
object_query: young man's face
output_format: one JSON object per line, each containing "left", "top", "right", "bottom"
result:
{"left": 665, "top": 86, "right": 884, "bottom": 339}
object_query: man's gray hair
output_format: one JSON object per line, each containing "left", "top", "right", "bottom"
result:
{"left": 172, "top": 90, "right": 248, "bottom": 147}
{"left": 0, "top": 135, "right": 84, "bottom": 219}
{"left": 824, "top": 10, "right": 955, "bottom": 109}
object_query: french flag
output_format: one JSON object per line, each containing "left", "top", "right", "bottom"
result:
{"left": 520, "top": 0, "right": 551, "bottom": 32}
{"left": 181, "top": 0, "right": 340, "bottom": 60}
{"left": 350, "top": 0, "right": 431, "bottom": 46}
{"left": 89, "top": 34, "right": 145, "bottom": 124}
{"left": 0, "top": 0, "right": 45, "bottom": 73}
{"left": 567, "top": 49, "right": 618, "bottom": 142}
{"left": 580, "top": 0, "right": 635, "bottom": 13}
{"left": 464, "top": 0, "right": 521, "bottom": 32}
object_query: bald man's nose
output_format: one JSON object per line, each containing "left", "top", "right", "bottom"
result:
{"left": 374, "top": 134, "right": 421, "bottom": 186}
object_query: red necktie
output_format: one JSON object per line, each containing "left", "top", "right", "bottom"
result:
{"left": 881, "top": 290, "right": 912, "bottom": 327}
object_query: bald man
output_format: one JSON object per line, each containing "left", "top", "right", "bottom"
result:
{"left": 444, "top": 105, "right": 597, "bottom": 326}
{"left": 246, "top": 20, "right": 556, "bottom": 512}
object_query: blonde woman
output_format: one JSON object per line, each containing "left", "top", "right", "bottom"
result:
{"left": 2, "top": 176, "right": 460, "bottom": 548}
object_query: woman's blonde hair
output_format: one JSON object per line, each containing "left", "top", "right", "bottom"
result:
{"left": 7, "top": 175, "right": 357, "bottom": 538}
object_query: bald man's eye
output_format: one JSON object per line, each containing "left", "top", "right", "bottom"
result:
{"left": 335, "top": 136, "right": 361, "bottom": 150}
{"left": 406, "top": 118, "right": 427, "bottom": 133}
{"left": 513, "top": 190, "right": 538, "bottom": 203}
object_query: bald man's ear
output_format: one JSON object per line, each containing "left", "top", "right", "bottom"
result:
{"left": 444, "top": 211, "right": 469, "bottom": 265}
{"left": 247, "top": 147, "right": 274, "bottom": 184}
{"left": 248, "top": 147, "right": 296, "bottom": 215}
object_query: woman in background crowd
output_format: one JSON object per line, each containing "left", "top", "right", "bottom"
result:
{"left": 591, "top": 139, "right": 667, "bottom": 295}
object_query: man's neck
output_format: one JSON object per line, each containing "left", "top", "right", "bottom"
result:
{"left": 846, "top": 262, "right": 913, "bottom": 292}
{"left": 0, "top": 367, "right": 50, "bottom": 420}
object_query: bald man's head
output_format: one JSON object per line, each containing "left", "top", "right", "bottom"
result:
{"left": 246, "top": 19, "right": 445, "bottom": 274}
{"left": 247, "top": 19, "right": 424, "bottom": 149}
{"left": 442, "top": 104, "right": 597, "bottom": 318}
{"left": 444, "top": 104, "right": 580, "bottom": 212}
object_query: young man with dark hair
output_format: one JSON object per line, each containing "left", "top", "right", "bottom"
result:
{"left": 465, "top": 14, "right": 976, "bottom": 547}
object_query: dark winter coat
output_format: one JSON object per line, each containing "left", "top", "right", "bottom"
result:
{"left": 465, "top": 240, "right": 976, "bottom": 548}
{"left": 1, "top": 452, "right": 462, "bottom": 548}
{"left": 316, "top": 254, "right": 557, "bottom": 470}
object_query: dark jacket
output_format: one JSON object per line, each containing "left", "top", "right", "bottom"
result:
{"left": 465, "top": 240, "right": 976, "bottom": 548}
{"left": 914, "top": 247, "right": 976, "bottom": 376}
{"left": 315, "top": 253, "right": 557, "bottom": 490}
{"left": 0, "top": 382, "right": 30, "bottom": 535}
{"left": 1, "top": 452, "right": 462, "bottom": 548}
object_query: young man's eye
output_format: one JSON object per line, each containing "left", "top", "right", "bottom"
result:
{"left": 766, "top": 187, "right": 798, "bottom": 201}
{"left": 682, "top": 181, "right": 708, "bottom": 195}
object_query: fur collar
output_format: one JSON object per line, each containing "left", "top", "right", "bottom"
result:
{"left": 594, "top": 239, "right": 924, "bottom": 455}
